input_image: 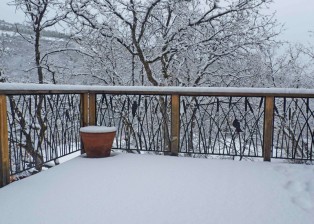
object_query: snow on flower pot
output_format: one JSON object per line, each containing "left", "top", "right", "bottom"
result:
{"left": 80, "top": 126, "right": 117, "bottom": 158}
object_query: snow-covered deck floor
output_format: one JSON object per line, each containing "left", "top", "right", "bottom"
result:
{"left": 0, "top": 153, "right": 313, "bottom": 224}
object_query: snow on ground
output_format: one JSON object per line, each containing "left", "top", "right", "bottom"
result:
{"left": 0, "top": 153, "right": 313, "bottom": 224}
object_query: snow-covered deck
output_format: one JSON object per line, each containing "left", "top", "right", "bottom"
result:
{"left": 0, "top": 153, "right": 313, "bottom": 224}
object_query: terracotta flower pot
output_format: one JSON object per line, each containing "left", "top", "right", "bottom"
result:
{"left": 80, "top": 126, "right": 117, "bottom": 158}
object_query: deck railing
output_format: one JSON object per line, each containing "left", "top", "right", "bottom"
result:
{"left": 1, "top": 84, "right": 314, "bottom": 187}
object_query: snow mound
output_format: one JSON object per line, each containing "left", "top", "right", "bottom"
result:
{"left": 80, "top": 126, "right": 117, "bottom": 133}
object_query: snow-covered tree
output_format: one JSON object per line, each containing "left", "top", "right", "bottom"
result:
{"left": 69, "top": 0, "right": 279, "bottom": 87}
{"left": 12, "top": 0, "right": 71, "bottom": 83}
{"left": 7, "top": 0, "right": 72, "bottom": 173}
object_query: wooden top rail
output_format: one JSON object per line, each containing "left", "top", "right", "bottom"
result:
{"left": 1, "top": 83, "right": 314, "bottom": 97}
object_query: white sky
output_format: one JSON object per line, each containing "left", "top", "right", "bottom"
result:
{"left": 0, "top": 0, "right": 313, "bottom": 44}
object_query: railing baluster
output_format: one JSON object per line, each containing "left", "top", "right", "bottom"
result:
{"left": 0, "top": 95, "right": 9, "bottom": 187}
{"left": 263, "top": 96, "right": 274, "bottom": 161}
{"left": 171, "top": 94, "right": 180, "bottom": 156}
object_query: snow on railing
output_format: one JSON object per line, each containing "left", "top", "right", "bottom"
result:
{"left": 1, "top": 83, "right": 314, "bottom": 187}
{"left": 2, "top": 83, "right": 314, "bottom": 96}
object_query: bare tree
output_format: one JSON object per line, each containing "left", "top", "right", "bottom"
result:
{"left": 67, "top": 0, "right": 280, "bottom": 152}
{"left": 8, "top": 0, "right": 69, "bottom": 173}
{"left": 69, "top": 0, "right": 278, "bottom": 87}
{"left": 13, "top": 0, "right": 68, "bottom": 83}
{"left": 254, "top": 40, "right": 314, "bottom": 161}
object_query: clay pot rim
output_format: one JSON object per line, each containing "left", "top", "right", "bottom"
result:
{"left": 80, "top": 126, "right": 117, "bottom": 133}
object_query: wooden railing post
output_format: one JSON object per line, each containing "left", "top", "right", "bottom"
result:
{"left": 0, "top": 95, "right": 10, "bottom": 187}
{"left": 89, "top": 93, "right": 96, "bottom": 126}
{"left": 81, "top": 93, "right": 89, "bottom": 128}
{"left": 263, "top": 96, "right": 274, "bottom": 161}
{"left": 80, "top": 93, "right": 96, "bottom": 154}
{"left": 171, "top": 95, "right": 180, "bottom": 156}
{"left": 80, "top": 93, "right": 96, "bottom": 127}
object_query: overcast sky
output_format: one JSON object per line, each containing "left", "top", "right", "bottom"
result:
{"left": 0, "top": 0, "right": 313, "bottom": 44}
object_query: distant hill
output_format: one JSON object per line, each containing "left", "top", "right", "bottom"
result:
{"left": 0, "top": 19, "right": 68, "bottom": 39}
{"left": 0, "top": 19, "right": 86, "bottom": 85}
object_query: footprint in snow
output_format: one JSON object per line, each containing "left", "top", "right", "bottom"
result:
{"left": 285, "top": 180, "right": 314, "bottom": 211}
{"left": 273, "top": 165, "right": 289, "bottom": 175}
{"left": 285, "top": 181, "right": 305, "bottom": 193}
{"left": 291, "top": 194, "right": 313, "bottom": 211}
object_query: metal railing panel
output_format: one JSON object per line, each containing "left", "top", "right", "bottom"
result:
{"left": 179, "top": 96, "right": 264, "bottom": 158}
{"left": 7, "top": 94, "right": 81, "bottom": 175}
{"left": 273, "top": 97, "right": 314, "bottom": 160}
{"left": 96, "top": 94, "right": 171, "bottom": 153}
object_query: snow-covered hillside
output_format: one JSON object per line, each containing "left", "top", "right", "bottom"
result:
{"left": 0, "top": 21, "right": 87, "bottom": 84}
